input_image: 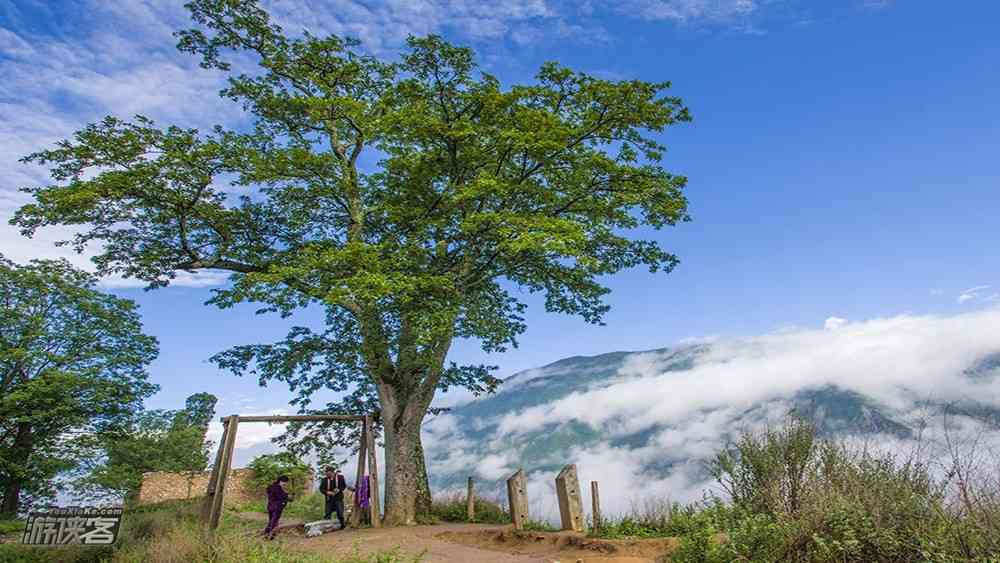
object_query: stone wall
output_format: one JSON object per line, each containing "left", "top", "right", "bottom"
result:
{"left": 137, "top": 468, "right": 314, "bottom": 507}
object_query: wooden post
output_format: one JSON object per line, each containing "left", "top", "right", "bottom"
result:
{"left": 208, "top": 415, "right": 239, "bottom": 530}
{"left": 555, "top": 464, "right": 584, "bottom": 532}
{"left": 365, "top": 414, "right": 381, "bottom": 528}
{"left": 201, "top": 419, "right": 229, "bottom": 523}
{"left": 466, "top": 477, "right": 475, "bottom": 522}
{"left": 506, "top": 469, "right": 528, "bottom": 530}
{"left": 591, "top": 481, "right": 602, "bottom": 532}
{"left": 350, "top": 418, "right": 368, "bottom": 526}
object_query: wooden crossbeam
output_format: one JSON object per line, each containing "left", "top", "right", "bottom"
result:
{"left": 225, "top": 414, "right": 363, "bottom": 423}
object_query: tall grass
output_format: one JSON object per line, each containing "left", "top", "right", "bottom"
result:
{"left": 594, "top": 418, "right": 1000, "bottom": 563}
{"left": 425, "top": 492, "right": 510, "bottom": 525}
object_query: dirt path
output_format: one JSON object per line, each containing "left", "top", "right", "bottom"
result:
{"left": 234, "top": 511, "right": 306, "bottom": 531}
{"left": 276, "top": 523, "right": 675, "bottom": 563}
{"left": 285, "top": 523, "right": 550, "bottom": 562}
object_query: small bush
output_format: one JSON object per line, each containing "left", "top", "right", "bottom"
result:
{"left": 247, "top": 452, "right": 312, "bottom": 497}
{"left": 428, "top": 493, "right": 510, "bottom": 525}
{"left": 522, "top": 518, "right": 558, "bottom": 532}
{"left": 0, "top": 520, "right": 25, "bottom": 536}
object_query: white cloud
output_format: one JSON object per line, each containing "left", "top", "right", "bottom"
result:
{"left": 958, "top": 285, "right": 992, "bottom": 304}
{"left": 824, "top": 316, "right": 848, "bottom": 330}
{"left": 476, "top": 452, "right": 517, "bottom": 480}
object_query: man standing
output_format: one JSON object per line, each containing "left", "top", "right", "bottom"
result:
{"left": 320, "top": 467, "right": 348, "bottom": 529}
{"left": 263, "top": 475, "right": 290, "bottom": 540}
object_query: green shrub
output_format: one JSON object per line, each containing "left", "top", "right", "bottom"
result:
{"left": 247, "top": 452, "right": 312, "bottom": 498}
{"left": 428, "top": 493, "right": 510, "bottom": 525}
{"left": 522, "top": 518, "right": 558, "bottom": 532}
{"left": 0, "top": 520, "right": 25, "bottom": 536}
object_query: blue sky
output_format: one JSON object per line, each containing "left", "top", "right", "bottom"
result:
{"left": 1, "top": 0, "right": 998, "bottom": 424}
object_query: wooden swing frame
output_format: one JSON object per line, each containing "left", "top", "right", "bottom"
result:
{"left": 200, "top": 413, "right": 381, "bottom": 530}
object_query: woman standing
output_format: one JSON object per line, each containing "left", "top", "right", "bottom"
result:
{"left": 263, "top": 475, "right": 290, "bottom": 540}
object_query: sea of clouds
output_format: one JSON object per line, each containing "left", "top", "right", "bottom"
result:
{"left": 422, "top": 307, "right": 1000, "bottom": 521}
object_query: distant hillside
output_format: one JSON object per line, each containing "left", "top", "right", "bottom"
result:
{"left": 421, "top": 312, "right": 1000, "bottom": 517}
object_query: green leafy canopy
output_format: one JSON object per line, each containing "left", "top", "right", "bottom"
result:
{"left": 0, "top": 255, "right": 159, "bottom": 514}
{"left": 11, "top": 0, "right": 692, "bottom": 497}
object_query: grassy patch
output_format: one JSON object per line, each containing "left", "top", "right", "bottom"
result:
{"left": 0, "top": 498, "right": 420, "bottom": 563}
{"left": 428, "top": 493, "right": 510, "bottom": 525}
{"left": 232, "top": 491, "right": 328, "bottom": 522}
{"left": 0, "top": 520, "right": 25, "bottom": 536}
{"left": 521, "top": 519, "right": 558, "bottom": 532}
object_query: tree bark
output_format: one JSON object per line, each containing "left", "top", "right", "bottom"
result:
{"left": 1, "top": 422, "right": 32, "bottom": 517}
{"left": 414, "top": 438, "right": 432, "bottom": 517}
{"left": 379, "top": 388, "right": 434, "bottom": 526}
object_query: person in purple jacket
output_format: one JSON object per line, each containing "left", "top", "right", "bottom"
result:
{"left": 263, "top": 475, "right": 290, "bottom": 539}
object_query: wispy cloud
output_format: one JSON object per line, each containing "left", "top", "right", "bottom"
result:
{"left": 620, "top": 0, "right": 759, "bottom": 23}
{"left": 958, "top": 285, "right": 996, "bottom": 304}
{"left": 861, "top": 0, "right": 893, "bottom": 11}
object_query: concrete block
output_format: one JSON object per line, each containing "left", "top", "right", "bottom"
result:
{"left": 555, "top": 464, "right": 584, "bottom": 532}
{"left": 506, "top": 469, "right": 529, "bottom": 530}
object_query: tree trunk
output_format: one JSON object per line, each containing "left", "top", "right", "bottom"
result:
{"left": 1, "top": 422, "right": 32, "bottom": 517}
{"left": 379, "top": 389, "right": 435, "bottom": 526}
{"left": 414, "top": 439, "right": 432, "bottom": 516}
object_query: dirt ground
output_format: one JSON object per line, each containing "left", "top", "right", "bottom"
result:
{"left": 267, "top": 521, "right": 677, "bottom": 563}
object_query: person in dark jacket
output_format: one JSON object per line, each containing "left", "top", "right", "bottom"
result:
{"left": 319, "top": 467, "right": 348, "bottom": 529}
{"left": 263, "top": 475, "right": 290, "bottom": 539}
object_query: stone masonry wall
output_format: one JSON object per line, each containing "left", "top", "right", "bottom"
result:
{"left": 137, "top": 468, "right": 314, "bottom": 507}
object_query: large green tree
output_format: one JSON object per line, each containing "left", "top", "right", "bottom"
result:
{"left": 0, "top": 255, "right": 158, "bottom": 516}
{"left": 13, "top": 0, "right": 691, "bottom": 524}
{"left": 83, "top": 393, "right": 218, "bottom": 502}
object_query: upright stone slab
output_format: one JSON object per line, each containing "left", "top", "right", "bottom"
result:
{"left": 466, "top": 477, "right": 475, "bottom": 522}
{"left": 555, "top": 464, "right": 584, "bottom": 532}
{"left": 506, "top": 469, "right": 528, "bottom": 530}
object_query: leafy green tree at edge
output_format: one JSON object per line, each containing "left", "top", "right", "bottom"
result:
{"left": 82, "top": 393, "right": 218, "bottom": 502}
{"left": 12, "top": 0, "right": 692, "bottom": 524}
{"left": 0, "top": 255, "right": 158, "bottom": 516}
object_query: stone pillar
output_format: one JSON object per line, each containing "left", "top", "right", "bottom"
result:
{"left": 591, "top": 481, "right": 602, "bottom": 532}
{"left": 555, "top": 464, "right": 584, "bottom": 532}
{"left": 466, "top": 477, "right": 475, "bottom": 522}
{"left": 506, "top": 469, "right": 528, "bottom": 530}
